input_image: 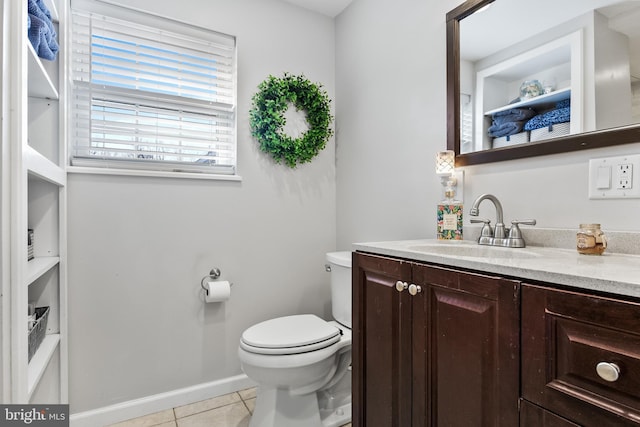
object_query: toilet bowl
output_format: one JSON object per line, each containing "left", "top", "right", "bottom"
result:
{"left": 238, "top": 251, "right": 352, "bottom": 427}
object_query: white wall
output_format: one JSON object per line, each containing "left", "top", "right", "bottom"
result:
{"left": 67, "top": 0, "right": 336, "bottom": 413}
{"left": 335, "top": 0, "right": 451, "bottom": 248}
{"left": 335, "top": 0, "right": 640, "bottom": 252}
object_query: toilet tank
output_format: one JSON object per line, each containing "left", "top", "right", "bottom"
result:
{"left": 326, "top": 251, "right": 352, "bottom": 329}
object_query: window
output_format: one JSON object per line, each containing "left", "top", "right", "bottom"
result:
{"left": 70, "top": 4, "right": 237, "bottom": 176}
{"left": 460, "top": 92, "right": 473, "bottom": 152}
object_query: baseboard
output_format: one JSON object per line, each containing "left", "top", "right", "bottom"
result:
{"left": 69, "top": 374, "right": 255, "bottom": 427}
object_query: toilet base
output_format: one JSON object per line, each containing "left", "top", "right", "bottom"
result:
{"left": 249, "top": 386, "right": 322, "bottom": 427}
{"left": 249, "top": 380, "right": 351, "bottom": 427}
{"left": 318, "top": 370, "right": 351, "bottom": 427}
{"left": 320, "top": 401, "right": 351, "bottom": 427}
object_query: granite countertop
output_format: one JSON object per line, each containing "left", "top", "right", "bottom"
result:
{"left": 352, "top": 239, "right": 640, "bottom": 299}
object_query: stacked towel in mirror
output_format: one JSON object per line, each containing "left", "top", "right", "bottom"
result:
{"left": 487, "top": 108, "right": 536, "bottom": 138}
{"left": 524, "top": 99, "right": 570, "bottom": 131}
{"left": 27, "top": 0, "right": 59, "bottom": 60}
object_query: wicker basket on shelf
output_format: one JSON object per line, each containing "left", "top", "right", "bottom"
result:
{"left": 28, "top": 306, "right": 50, "bottom": 362}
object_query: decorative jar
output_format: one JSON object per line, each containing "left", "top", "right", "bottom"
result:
{"left": 519, "top": 80, "right": 543, "bottom": 100}
{"left": 576, "top": 224, "right": 607, "bottom": 255}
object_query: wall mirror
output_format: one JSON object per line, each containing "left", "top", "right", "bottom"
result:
{"left": 447, "top": 0, "right": 640, "bottom": 166}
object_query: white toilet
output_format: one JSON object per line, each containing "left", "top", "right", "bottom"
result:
{"left": 238, "top": 251, "right": 352, "bottom": 427}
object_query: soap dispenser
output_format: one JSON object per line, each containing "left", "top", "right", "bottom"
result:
{"left": 437, "top": 179, "right": 463, "bottom": 240}
{"left": 436, "top": 150, "right": 463, "bottom": 240}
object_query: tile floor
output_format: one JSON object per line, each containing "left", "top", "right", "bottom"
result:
{"left": 107, "top": 387, "right": 352, "bottom": 427}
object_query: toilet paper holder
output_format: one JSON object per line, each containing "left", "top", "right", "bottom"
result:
{"left": 200, "top": 268, "right": 233, "bottom": 291}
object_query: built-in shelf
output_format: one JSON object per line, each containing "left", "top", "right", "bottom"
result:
{"left": 25, "top": 145, "right": 66, "bottom": 186}
{"left": 5, "top": 0, "right": 67, "bottom": 404}
{"left": 484, "top": 87, "right": 571, "bottom": 116}
{"left": 27, "top": 257, "right": 60, "bottom": 286}
{"left": 470, "top": 30, "right": 583, "bottom": 152}
{"left": 27, "top": 334, "right": 60, "bottom": 398}
{"left": 27, "top": 43, "right": 59, "bottom": 100}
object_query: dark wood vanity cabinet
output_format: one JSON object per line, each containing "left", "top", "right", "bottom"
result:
{"left": 353, "top": 251, "right": 640, "bottom": 426}
{"left": 521, "top": 284, "right": 640, "bottom": 426}
{"left": 352, "top": 252, "right": 520, "bottom": 427}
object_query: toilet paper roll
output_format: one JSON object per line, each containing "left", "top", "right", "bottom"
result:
{"left": 204, "top": 280, "right": 231, "bottom": 303}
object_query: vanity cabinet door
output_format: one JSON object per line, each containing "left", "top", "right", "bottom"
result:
{"left": 413, "top": 264, "right": 521, "bottom": 427}
{"left": 353, "top": 252, "right": 521, "bottom": 427}
{"left": 352, "top": 252, "right": 413, "bottom": 427}
{"left": 522, "top": 284, "right": 640, "bottom": 426}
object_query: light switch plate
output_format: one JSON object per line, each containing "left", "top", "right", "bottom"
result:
{"left": 589, "top": 154, "right": 640, "bottom": 199}
{"left": 596, "top": 166, "right": 611, "bottom": 189}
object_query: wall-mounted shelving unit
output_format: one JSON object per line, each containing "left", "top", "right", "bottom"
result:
{"left": 471, "top": 31, "right": 583, "bottom": 152}
{"left": 484, "top": 87, "right": 571, "bottom": 116}
{"left": 3, "top": 0, "right": 68, "bottom": 403}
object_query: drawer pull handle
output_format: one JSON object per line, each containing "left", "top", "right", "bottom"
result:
{"left": 395, "top": 281, "right": 408, "bottom": 292}
{"left": 596, "top": 362, "right": 620, "bottom": 382}
{"left": 408, "top": 284, "right": 422, "bottom": 296}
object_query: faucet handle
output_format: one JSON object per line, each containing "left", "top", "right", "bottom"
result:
{"left": 508, "top": 219, "right": 536, "bottom": 240}
{"left": 470, "top": 217, "right": 492, "bottom": 233}
{"left": 511, "top": 219, "right": 537, "bottom": 226}
{"left": 470, "top": 218, "right": 491, "bottom": 223}
{"left": 471, "top": 218, "right": 493, "bottom": 245}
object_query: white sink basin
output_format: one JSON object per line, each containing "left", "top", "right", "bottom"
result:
{"left": 407, "top": 242, "right": 541, "bottom": 259}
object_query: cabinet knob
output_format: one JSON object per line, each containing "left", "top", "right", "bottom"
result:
{"left": 408, "top": 284, "right": 422, "bottom": 296}
{"left": 596, "top": 362, "right": 620, "bottom": 382}
{"left": 395, "top": 281, "right": 408, "bottom": 292}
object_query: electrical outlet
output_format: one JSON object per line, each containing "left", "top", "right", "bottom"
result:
{"left": 616, "top": 164, "right": 633, "bottom": 189}
{"left": 589, "top": 154, "right": 640, "bottom": 199}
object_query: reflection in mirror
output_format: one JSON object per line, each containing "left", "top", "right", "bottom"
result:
{"left": 447, "top": 0, "right": 640, "bottom": 166}
{"left": 461, "top": 0, "right": 640, "bottom": 153}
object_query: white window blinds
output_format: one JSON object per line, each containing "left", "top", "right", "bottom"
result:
{"left": 460, "top": 93, "right": 473, "bottom": 151}
{"left": 70, "top": 8, "right": 237, "bottom": 175}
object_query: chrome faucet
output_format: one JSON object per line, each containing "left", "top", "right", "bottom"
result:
{"left": 469, "top": 193, "right": 536, "bottom": 248}
{"left": 469, "top": 193, "right": 507, "bottom": 245}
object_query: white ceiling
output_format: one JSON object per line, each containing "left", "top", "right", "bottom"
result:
{"left": 281, "top": 0, "right": 353, "bottom": 17}
{"left": 460, "top": 0, "right": 640, "bottom": 80}
{"left": 460, "top": 0, "right": 639, "bottom": 60}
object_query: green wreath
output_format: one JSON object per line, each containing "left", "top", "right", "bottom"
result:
{"left": 250, "top": 73, "right": 334, "bottom": 168}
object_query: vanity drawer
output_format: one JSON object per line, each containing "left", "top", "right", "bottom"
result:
{"left": 522, "top": 284, "right": 640, "bottom": 426}
{"left": 520, "top": 400, "right": 580, "bottom": 426}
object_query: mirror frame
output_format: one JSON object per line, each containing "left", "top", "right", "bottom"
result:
{"left": 446, "top": 0, "right": 640, "bottom": 166}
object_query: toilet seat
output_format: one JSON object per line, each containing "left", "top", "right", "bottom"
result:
{"left": 240, "top": 314, "right": 341, "bottom": 355}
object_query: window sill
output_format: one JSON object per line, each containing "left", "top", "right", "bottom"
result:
{"left": 67, "top": 166, "right": 242, "bottom": 182}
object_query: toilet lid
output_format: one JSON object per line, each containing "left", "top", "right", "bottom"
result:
{"left": 241, "top": 314, "right": 341, "bottom": 355}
